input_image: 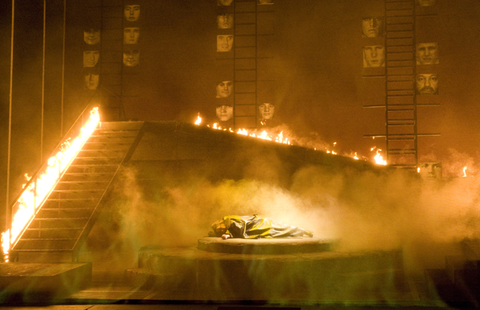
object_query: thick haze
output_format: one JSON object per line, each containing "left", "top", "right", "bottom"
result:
{"left": 87, "top": 160, "right": 480, "bottom": 273}
{"left": 0, "top": 0, "right": 480, "bottom": 264}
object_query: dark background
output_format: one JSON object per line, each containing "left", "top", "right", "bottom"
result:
{"left": 1, "top": 0, "right": 480, "bottom": 231}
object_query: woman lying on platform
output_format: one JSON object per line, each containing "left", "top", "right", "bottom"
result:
{"left": 209, "top": 214, "right": 313, "bottom": 239}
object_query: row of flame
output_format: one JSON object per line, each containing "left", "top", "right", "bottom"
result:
{"left": 194, "top": 113, "right": 388, "bottom": 165}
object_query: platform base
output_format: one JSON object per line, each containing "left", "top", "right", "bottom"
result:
{"left": 0, "top": 263, "right": 91, "bottom": 304}
{"left": 198, "top": 237, "right": 334, "bottom": 254}
{"left": 129, "top": 245, "right": 407, "bottom": 301}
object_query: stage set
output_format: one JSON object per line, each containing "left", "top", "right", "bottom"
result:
{"left": 2, "top": 0, "right": 480, "bottom": 307}
{"left": 0, "top": 119, "right": 479, "bottom": 308}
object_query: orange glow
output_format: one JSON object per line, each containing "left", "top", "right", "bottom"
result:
{"left": 1, "top": 107, "right": 100, "bottom": 258}
{"left": 194, "top": 113, "right": 291, "bottom": 144}
{"left": 373, "top": 148, "right": 387, "bottom": 165}
{"left": 193, "top": 113, "right": 374, "bottom": 161}
{"left": 463, "top": 166, "right": 467, "bottom": 177}
{"left": 194, "top": 113, "right": 202, "bottom": 125}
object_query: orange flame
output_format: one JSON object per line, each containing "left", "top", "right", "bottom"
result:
{"left": 1, "top": 107, "right": 100, "bottom": 258}
{"left": 194, "top": 113, "right": 202, "bottom": 125}
{"left": 463, "top": 166, "right": 467, "bottom": 177}
{"left": 373, "top": 148, "right": 387, "bottom": 165}
{"left": 192, "top": 113, "right": 367, "bottom": 158}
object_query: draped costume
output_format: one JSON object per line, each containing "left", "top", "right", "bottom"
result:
{"left": 217, "top": 215, "right": 313, "bottom": 239}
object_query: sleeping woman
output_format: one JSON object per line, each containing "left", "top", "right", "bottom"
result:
{"left": 209, "top": 214, "right": 313, "bottom": 239}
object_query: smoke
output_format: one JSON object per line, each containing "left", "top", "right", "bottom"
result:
{"left": 86, "top": 145, "right": 480, "bottom": 273}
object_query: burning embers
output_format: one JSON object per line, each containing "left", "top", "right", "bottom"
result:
{"left": 1, "top": 107, "right": 100, "bottom": 261}
{"left": 371, "top": 147, "right": 387, "bottom": 165}
{"left": 195, "top": 114, "right": 291, "bottom": 145}
{"left": 194, "top": 113, "right": 387, "bottom": 165}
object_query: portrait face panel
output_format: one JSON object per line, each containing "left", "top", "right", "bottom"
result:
{"left": 416, "top": 42, "right": 439, "bottom": 65}
{"left": 217, "top": 35, "right": 234, "bottom": 52}
{"left": 417, "top": 0, "right": 436, "bottom": 6}
{"left": 84, "top": 29, "right": 100, "bottom": 45}
{"left": 124, "top": 27, "right": 140, "bottom": 44}
{"left": 123, "top": 50, "right": 140, "bottom": 67}
{"left": 217, "top": 0, "right": 233, "bottom": 6}
{"left": 217, "top": 14, "right": 234, "bottom": 29}
{"left": 418, "top": 162, "right": 442, "bottom": 179}
{"left": 84, "top": 73, "right": 99, "bottom": 90}
{"left": 216, "top": 104, "right": 233, "bottom": 121}
{"left": 83, "top": 51, "right": 100, "bottom": 67}
{"left": 362, "top": 17, "right": 383, "bottom": 38}
{"left": 416, "top": 74, "right": 438, "bottom": 94}
{"left": 124, "top": 5, "right": 140, "bottom": 21}
{"left": 259, "top": 103, "right": 275, "bottom": 120}
{"left": 216, "top": 81, "right": 233, "bottom": 98}
{"left": 363, "top": 45, "right": 385, "bottom": 67}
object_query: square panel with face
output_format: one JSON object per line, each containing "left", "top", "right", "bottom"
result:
{"left": 259, "top": 103, "right": 275, "bottom": 120}
{"left": 124, "top": 27, "right": 140, "bottom": 44}
{"left": 416, "top": 42, "right": 439, "bottom": 65}
{"left": 124, "top": 4, "right": 140, "bottom": 21}
{"left": 363, "top": 45, "right": 385, "bottom": 68}
{"left": 84, "top": 73, "right": 99, "bottom": 90}
{"left": 84, "top": 29, "right": 100, "bottom": 45}
{"left": 123, "top": 50, "right": 140, "bottom": 67}
{"left": 217, "top": 35, "right": 234, "bottom": 52}
{"left": 418, "top": 162, "right": 442, "bottom": 179}
{"left": 362, "top": 17, "right": 384, "bottom": 38}
{"left": 416, "top": 74, "right": 438, "bottom": 95}
{"left": 83, "top": 50, "right": 100, "bottom": 67}
{"left": 216, "top": 104, "right": 233, "bottom": 121}
{"left": 216, "top": 81, "right": 233, "bottom": 98}
{"left": 217, "top": 14, "right": 234, "bottom": 29}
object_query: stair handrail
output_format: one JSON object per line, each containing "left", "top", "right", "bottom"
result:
{"left": 3, "top": 104, "right": 100, "bottom": 256}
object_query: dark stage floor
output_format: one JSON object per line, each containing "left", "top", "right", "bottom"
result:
{"left": 3, "top": 238, "right": 480, "bottom": 308}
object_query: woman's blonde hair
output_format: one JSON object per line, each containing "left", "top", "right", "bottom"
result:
{"left": 209, "top": 219, "right": 225, "bottom": 237}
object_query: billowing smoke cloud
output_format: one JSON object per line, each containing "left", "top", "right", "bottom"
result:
{"left": 86, "top": 144, "right": 480, "bottom": 274}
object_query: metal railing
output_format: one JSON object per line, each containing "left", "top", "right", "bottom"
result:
{"left": 4, "top": 105, "right": 99, "bottom": 256}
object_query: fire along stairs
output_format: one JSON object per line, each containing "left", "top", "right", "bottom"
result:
{"left": 9, "top": 114, "right": 143, "bottom": 263}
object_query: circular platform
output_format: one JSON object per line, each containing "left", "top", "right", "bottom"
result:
{"left": 197, "top": 237, "right": 335, "bottom": 254}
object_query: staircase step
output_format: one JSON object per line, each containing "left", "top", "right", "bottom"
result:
{"left": 24, "top": 228, "right": 82, "bottom": 239}
{"left": 11, "top": 122, "right": 143, "bottom": 262}
{"left": 14, "top": 239, "right": 77, "bottom": 250}
{"left": 36, "top": 208, "right": 95, "bottom": 218}
{"left": 29, "top": 218, "right": 89, "bottom": 229}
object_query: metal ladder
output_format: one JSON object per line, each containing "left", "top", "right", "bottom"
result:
{"left": 232, "top": 0, "right": 258, "bottom": 130}
{"left": 384, "top": 0, "right": 418, "bottom": 169}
